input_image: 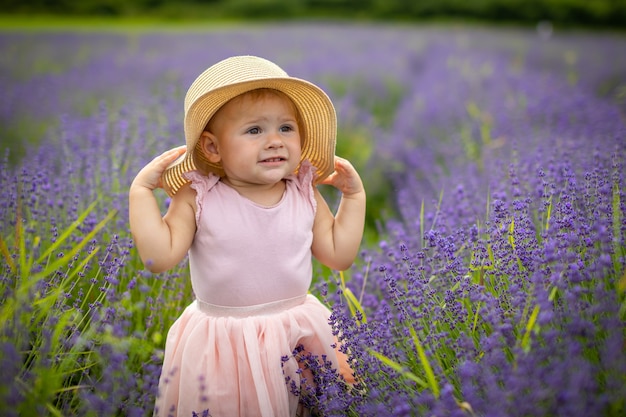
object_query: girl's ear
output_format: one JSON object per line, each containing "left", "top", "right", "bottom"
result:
{"left": 199, "top": 131, "right": 221, "bottom": 163}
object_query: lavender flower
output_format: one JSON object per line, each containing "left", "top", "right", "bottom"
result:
{"left": 1, "top": 24, "right": 625, "bottom": 416}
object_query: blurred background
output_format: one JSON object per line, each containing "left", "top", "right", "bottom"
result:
{"left": 0, "top": 0, "right": 625, "bottom": 28}
{"left": 1, "top": 1, "right": 625, "bottom": 415}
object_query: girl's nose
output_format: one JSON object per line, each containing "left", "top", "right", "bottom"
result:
{"left": 266, "top": 132, "right": 284, "bottom": 148}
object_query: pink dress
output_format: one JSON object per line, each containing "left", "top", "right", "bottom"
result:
{"left": 154, "top": 162, "right": 345, "bottom": 417}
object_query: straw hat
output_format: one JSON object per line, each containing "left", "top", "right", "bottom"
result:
{"left": 162, "top": 55, "right": 337, "bottom": 196}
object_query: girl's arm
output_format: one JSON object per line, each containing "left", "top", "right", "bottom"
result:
{"left": 129, "top": 146, "right": 197, "bottom": 273}
{"left": 312, "top": 156, "right": 366, "bottom": 271}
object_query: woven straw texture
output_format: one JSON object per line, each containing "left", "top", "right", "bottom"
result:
{"left": 162, "top": 56, "right": 336, "bottom": 195}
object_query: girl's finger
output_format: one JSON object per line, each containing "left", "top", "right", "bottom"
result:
{"left": 154, "top": 146, "right": 186, "bottom": 165}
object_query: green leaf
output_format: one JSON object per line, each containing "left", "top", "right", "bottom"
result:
{"left": 521, "top": 305, "right": 540, "bottom": 353}
{"left": 32, "top": 208, "right": 117, "bottom": 280}
{"left": 408, "top": 324, "right": 440, "bottom": 398}
{"left": 36, "top": 200, "right": 98, "bottom": 264}
{"left": 343, "top": 286, "right": 367, "bottom": 324}
{"left": 339, "top": 271, "right": 367, "bottom": 324}
{"left": 368, "top": 349, "right": 429, "bottom": 389}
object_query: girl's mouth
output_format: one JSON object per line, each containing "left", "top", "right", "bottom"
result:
{"left": 260, "top": 157, "right": 286, "bottom": 163}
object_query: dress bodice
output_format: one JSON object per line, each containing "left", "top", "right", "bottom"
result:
{"left": 184, "top": 162, "right": 317, "bottom": 307}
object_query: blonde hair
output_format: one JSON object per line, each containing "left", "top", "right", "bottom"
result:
{"left": 204, "top": 88, "right": 304, "bottom": 134}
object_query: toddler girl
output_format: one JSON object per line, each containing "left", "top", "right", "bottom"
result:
{"left": 129, "top": 55, "right": 366, "bottom": 417}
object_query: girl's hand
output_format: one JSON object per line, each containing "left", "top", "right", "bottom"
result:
{"left": 131, "top": 146, "right": 187, "bottom": 191}
{"left": 319, "top": 156, "right": 364, "bottom": 197}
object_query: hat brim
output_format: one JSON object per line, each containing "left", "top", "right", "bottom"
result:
{"left": 163, "top": 77, "right": 336, "bottom": 196}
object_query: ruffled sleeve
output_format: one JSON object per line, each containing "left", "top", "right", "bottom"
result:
{"left": 293, "top": 159, "right": 318, "bottom": 213}
{"left": 183, "top": 171, "right": 220, "bottom": 225}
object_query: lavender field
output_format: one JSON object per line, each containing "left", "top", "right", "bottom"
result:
{"left": 1, "top": 23, "right": 625, "bottom": 416}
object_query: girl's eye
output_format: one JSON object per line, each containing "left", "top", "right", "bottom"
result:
{"left": 247, "top": 127, "right": 261, "bottom": 134}
{"left": 280, "top": 124, "right": 294, "bottom": 132}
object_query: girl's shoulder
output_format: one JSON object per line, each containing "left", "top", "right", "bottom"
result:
{"left": 171, "top": 180, "right": 197, "bottom": 207}
{"left": 293, "top": 159, "right": 316, "bottom": 189}
{"left": 184, "top": 171, "right": 220, "bottom": 194}
{"left": 182, "top": 171, "right": 220, "bottom": 223}
{"left": 291, "top": 159, "right": 317, "bottom": 210}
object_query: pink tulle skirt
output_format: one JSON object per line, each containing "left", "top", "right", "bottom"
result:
{"left": 154, "top": 294, "right": 346, "bottom": 417}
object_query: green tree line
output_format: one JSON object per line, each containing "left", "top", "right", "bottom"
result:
{"left": 0, "top": 0, "right": 625, "bottom": 27}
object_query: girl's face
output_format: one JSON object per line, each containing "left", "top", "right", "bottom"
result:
{"left": 202, "top": 90, "right": 302, "bottom": 189}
